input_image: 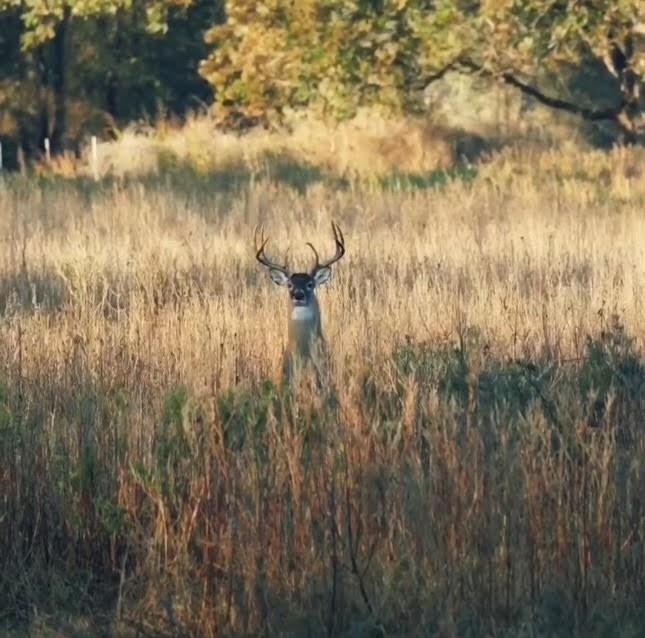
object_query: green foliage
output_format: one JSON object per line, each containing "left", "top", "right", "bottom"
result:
{"left": 379, "top": 165, "right": 477, "bottom": 190}
{"left": 217, "top": 379, "right": 334, "bottom": 470}
{"left": 1, "top": 327, "right": 645, "bottom": 633}
{"left": 476, "top": 0, "right": 643, "bottom": 136}
{"left": 2, "top": 0, "right": 641, "bottom": 156}
{"left": 217, "top": 379, "right": 279, "bottom": 453}
{"left": 0, "top": 0, "right": 222, "bottom": 157}
{"left": 201, "top": 0, "right": 643, "bottom": 136}
{"left": 578, "top": 314, "right": 645, "bottom": 427}
{"left": 94, "top": 495, "right": 129, "bottom": 535}
{"left": 200, "top": 0, "right": 469, "bottom": 126}
{"left": 0, "top": 383, "right": 13, "bottom": 430}
{"left": 390, "top": 332, "right": 557, "bottom": 426}
{"left": 155, "top": 385, "right": 202, "bottom": 500}
{"left": 478, "top": 0, "right": 642, "bottom": 77}
{"left": 385, "top": 317, "right": 645, "bottom": 434}
{"left": 0, "top": 0, "right": 193, "bottom": 49}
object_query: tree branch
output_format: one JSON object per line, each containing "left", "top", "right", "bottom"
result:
{"left": 409, "top": 58, "right": 461, "bottom": 93}
{"left": 459, "top": 60, "right": 626, "bottom": 123}
{"left": 344, "top": 455, "right": 374, "bottom": 617}
{"left": 425, "top": 59, "right": 460, "bottom": 84}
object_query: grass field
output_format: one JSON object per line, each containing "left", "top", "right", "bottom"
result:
{"left": 1, "top": 142, "right": 644, "bottom": 636}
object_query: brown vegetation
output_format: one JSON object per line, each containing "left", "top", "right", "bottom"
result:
{"left": 68, "top": 109, "right": 458, "bottom": 180}
{"left": 0, "top": 142, "right": 644, "bottom": 636}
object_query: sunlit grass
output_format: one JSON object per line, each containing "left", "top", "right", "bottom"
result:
{"left": 0, "top": 143, "right": 644, "bottom": 636}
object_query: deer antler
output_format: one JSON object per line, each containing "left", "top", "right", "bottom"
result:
{"left": 308, "top": 221, "right": 345, "bottom": 274}
{"left": 254, "top": 226, "right": 290, "bottom": 275}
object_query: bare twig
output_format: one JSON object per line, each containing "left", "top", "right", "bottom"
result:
{"left": 344, "top": 452, "right": 374, "bottom": 617}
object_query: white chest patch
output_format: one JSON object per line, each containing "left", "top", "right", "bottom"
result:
{"left": 291, "top": 306, "right": 316, "bottom": 322}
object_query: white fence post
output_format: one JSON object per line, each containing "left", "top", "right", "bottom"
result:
{"left": 91, "top": 135, "right": 99, "bottom": 180}
{"left": 44, "top": 137, "right": 51, "bottom": 162}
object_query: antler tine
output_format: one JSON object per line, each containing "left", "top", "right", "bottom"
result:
{"left": 332, "top": 223, "right": 345, "bottom": 265}
{"left": 254, "top": 224, "right": 269, "bottom": 260}
{"left": 306, "top": 242, "right": 321, "bottom": 268}
{"left": 253, "top": 224, "right": 264, "bottom": 252}
{"left": 310, "top": 221, "right": 346, "bottom": 273}
{"left": 332, "top": 221, "right": 344, "bottom": 247}
{"left": 254, "top": 225, "right": 289, "bottom": 274}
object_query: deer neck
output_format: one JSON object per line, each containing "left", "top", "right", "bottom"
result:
{"left": 288, "top": 297, "right": 322, "bottom": 357}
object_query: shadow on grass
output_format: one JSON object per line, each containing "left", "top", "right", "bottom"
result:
{"left": 379, "top": 164, "right": 477, "bottom": 190}
{"left": 1, "top": 150, "right": 477, "bottom": 199}
{"left": 375, "top": 316, "right": 645, "bottom": 439}
{"left": 1, "top": 318, "right": 644, "bottom": 636}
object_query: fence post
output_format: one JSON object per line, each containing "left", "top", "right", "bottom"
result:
{"left": 91, "top": 136, "right": 99, "bottom": 181}
{"left": 44, "top": 137, "right": 51, "bottom": 163}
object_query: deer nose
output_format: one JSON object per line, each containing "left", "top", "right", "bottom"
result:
{"left": 293, "top": 289, "right": 305, "bottom": 301}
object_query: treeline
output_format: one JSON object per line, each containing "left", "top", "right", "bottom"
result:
{"left": 0, "top": 0, "right": 643, "bottom": 168}
{"left": 202, "top": 0, "right": 643, "bottom": 139}
{"left": 0, "top": 0, "right": 224, "bottom": 167}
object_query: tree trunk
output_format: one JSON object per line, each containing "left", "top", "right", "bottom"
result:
{"left": 458, "top": 59, "right": 638, "bottom": 143}
{"left": 105, "top": 11, "right": 125, "bottom": 122}
{"left": 604, "top": 37, "right": 643, "bottom": 144}
{"left": 50, "top": 7, "right": 70, "bottom": 153}
{"left": 106, "top": 72, "right": 119, "bottom": 120}
{"left": 616, "top": 88, "right": 642, "bottom": 145}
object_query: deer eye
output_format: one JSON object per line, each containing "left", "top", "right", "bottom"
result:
{"left": 287, "top": 281, "right": 294, "bottom": 290}
{"left": 307, "top": 282, "right": 314, "bottom": 290}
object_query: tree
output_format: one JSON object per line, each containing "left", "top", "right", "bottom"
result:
{"left": 201, "top": 0, "right": 644, "bottom": 140}
{"left": 0, "top": 0, "right": 216, "bottom": 156}
{"left": 473, "top": 0, "right": 644, "bottom": 141}
{"left": 199, "top": 0, "right": 470, "bottom": 127}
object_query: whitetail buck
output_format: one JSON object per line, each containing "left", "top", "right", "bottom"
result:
{"left": 255, "top": 222, "right": 346, "bottom": 383}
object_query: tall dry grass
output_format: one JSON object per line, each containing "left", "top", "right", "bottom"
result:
{"left": 0, "top": 143, "right": 644, "bottom": 636}
{"left": 61, "top": 109, "right": 459, "bottom": 181}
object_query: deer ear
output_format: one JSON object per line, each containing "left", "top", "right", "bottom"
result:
{"left": 313, "top": 267, "right": 332, "bottom": 286}
{"left": 269, "top": 269, "right": 290, "bottom": 286}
